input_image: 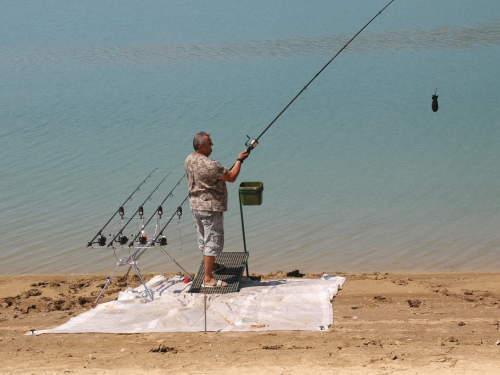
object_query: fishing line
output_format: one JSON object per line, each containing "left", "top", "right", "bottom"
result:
{"left": 244, "top": 0, "right": 396, "bottom": 153}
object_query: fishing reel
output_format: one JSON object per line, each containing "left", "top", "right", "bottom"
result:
{"left": 152, "top": 234, "right": 167, "bottom": 246}
{"left": 117, "top": 235, "right": 128, "bottom": 245}
{"left": 97, "top": 235, "right": 107, "bottom": 247}
{"left": 87, "top": 234, "right": 107, "bottom": 247}
{"left": 138, "top": 231, "right": 148, "bottom": 245}
{"left": 158, "top": 236, "right": 167, "bottom": 246}
{"left": 245, "top": 135, "right": 258, "bottom": 153}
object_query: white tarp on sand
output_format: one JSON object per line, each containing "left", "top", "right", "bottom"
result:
{"left": 31, "top": 274, "right": 345, "bottom": 334}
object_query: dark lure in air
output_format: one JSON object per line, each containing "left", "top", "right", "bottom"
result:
{"left": 432, "top": 89, "right": 439, "bottom": 112}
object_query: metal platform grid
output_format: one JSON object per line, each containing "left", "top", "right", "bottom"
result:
{"left": 189, "top": 252, "right": 249, "bottom": 294}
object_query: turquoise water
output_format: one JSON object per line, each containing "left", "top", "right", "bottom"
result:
{"left": 1, "top": 0, "right": 499, "bottom": 275}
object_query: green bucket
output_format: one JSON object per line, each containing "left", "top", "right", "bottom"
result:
{"left": 239, "top": 182, "right": 264, "bottom": 206}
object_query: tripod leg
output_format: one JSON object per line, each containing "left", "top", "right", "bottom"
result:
{"left": 125, "top": 248, "right": 146, "bottom": 278}
{"left": 132, "top": 261, "right": 154, "bottom": 301}
{"left": 125, "top": 266, "right": 132, "bottom": 278}
{"left": 94, "top": 263, "right": 120, "bottom": 305}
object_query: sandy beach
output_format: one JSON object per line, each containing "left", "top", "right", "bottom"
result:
{"left": 1, "top": 270, "right": 499, "bottom": 374}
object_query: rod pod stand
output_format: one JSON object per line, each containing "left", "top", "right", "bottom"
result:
{"left": 94, "top": 201, "right": 192, "bottom": 305}
{"left": 93, "top": 241, "right": 155, "bottom": 305}
{"left": 94, "top": 206, "right": 167, "bottom": 304}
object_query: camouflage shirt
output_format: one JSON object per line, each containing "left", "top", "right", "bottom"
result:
{"left": 185, "top": 153, "right": 228, "bottom": 212}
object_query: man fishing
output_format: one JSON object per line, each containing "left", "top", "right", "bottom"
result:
{"left": 185, "top": 132, "right": 249, "bottom": 287}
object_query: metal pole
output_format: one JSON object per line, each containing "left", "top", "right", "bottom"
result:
{"left": 239, "top": 191, "right": 250, "bottom": 277}
{"left": 204, "top": 294, "right": 207, "bottom": 332}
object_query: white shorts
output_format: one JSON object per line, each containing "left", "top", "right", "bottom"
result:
{"left": 191, "top": 210, "right": 224, "bottom": 257}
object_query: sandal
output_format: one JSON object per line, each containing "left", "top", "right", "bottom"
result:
{"left": 202, "top": 279, "right": 227, "bottom": 288}
{"left": 212, "top": 263, "right": 226, "bottom": 273}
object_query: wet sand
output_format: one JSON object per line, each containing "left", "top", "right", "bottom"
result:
{"left": 1, "top": 271, "right": 500, "bottom": 374}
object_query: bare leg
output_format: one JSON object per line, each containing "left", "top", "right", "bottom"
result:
{"left": 204, "top": 255, "right": 215, "bottom": 283}
{"left": 204, "top": 255, "right": 227, "bottom": 286}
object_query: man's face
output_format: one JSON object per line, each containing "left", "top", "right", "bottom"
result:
{"left": 200, "top": 136, "right": 213, "bottom": 156}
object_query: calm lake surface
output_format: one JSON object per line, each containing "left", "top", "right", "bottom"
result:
{"left": 1, "top": 0, "right": 499, "bottom": 275}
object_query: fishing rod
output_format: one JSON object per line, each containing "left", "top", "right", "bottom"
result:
{"left": 152, "top": 195, "right": 189, "bottom": 246}
{"left": 151, "top": 2, "right": 396, "bottom": 250}
{"left": 107, "top": 171, "right": 172, "bottom": 248}
{"left": 127, "top": 174, "right": 186, "bottom": 248}
{"left": 87, "top": 167, "right": 157, "bottom": 247}
{"left": 244, "top": 0, "right": 396, "bottom": 154}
